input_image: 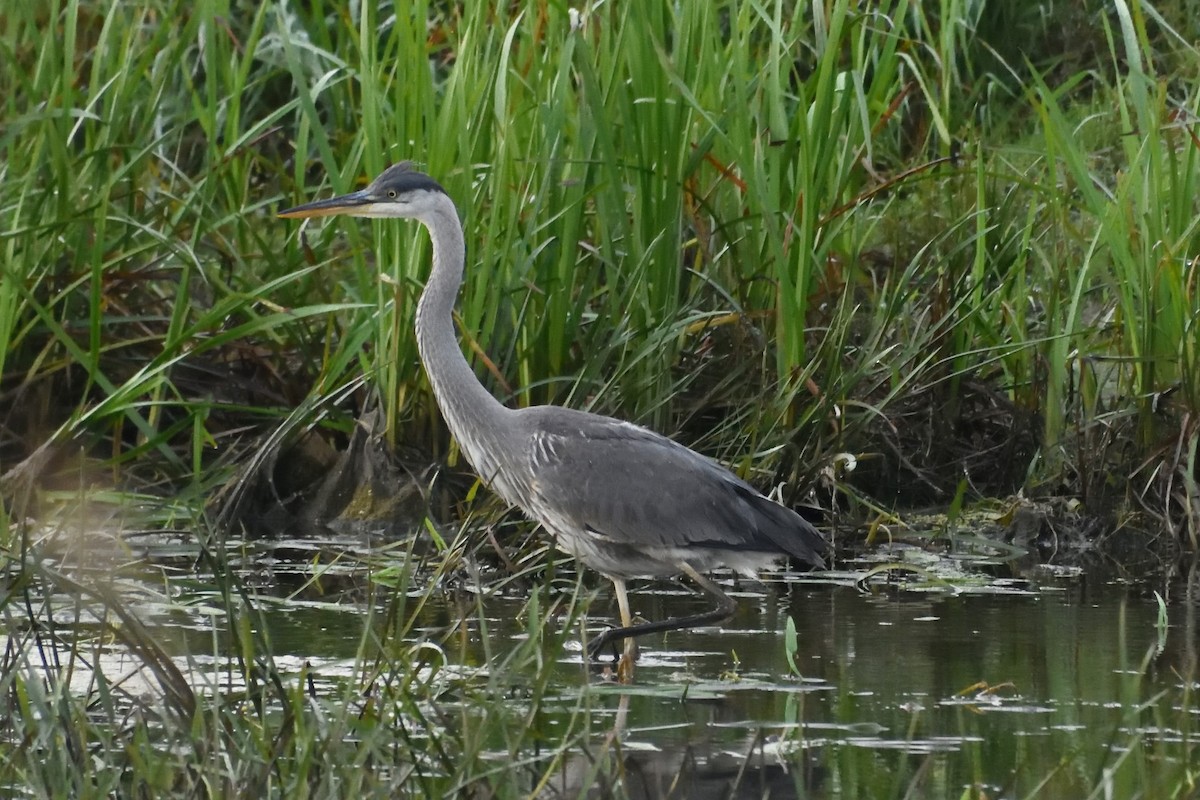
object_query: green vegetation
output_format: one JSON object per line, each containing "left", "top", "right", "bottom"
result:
{"left": 2, "top": 0, "right": 1199, "bottom": 796}
{"left": 2, "top": 0, "right": 1198, "bottom": 532}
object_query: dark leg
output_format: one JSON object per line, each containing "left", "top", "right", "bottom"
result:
{"left": 586, "top": 564, "right": 739, "bottom": 662}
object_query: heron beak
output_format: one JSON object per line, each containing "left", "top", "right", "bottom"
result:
{"left": 278, "top": 188, "right": 373, "bottom": 219}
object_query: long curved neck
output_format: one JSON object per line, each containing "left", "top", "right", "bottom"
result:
{"left": 414, "top": 195, "right": 511, "bottom": 479}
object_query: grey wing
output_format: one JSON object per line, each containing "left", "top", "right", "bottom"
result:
{"left": 523, "top": 409, "right": 826, "bottom": 571}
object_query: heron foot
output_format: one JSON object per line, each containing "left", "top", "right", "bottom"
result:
{"left": 616, "top": 651, "right": 636, "bottom": 683}
{"left": 586, "top": 629, "right": 620, "bottom": 663}
{"left": 585, "top": 632, "right": 638, "bottom": 682}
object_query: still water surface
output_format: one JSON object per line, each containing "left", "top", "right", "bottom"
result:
{"left": 24, "top": 528, "right": 1181, "bottom": 797}
{"left": 195, "top": 534, "right": 1197, "bottom": 798}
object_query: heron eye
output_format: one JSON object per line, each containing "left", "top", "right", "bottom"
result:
{"left": 387, "top": 189, "right": 398, "bottom": 199}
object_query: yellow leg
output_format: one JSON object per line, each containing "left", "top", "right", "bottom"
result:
{"left": 613, "top": 578, "right": 638, "bottom": 682}
{"left": 614, "top": 578, "right": 633, "bottom": 628}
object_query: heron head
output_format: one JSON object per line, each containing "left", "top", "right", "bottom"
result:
{"left": 278, "top": 162, "right": 448, "bottom": 221}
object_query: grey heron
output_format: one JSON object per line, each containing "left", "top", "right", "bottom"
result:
{"left": 279, "top": 162, "right": 827, "bottom": 666}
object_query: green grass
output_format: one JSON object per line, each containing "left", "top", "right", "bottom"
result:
{"left": 2, "top": 0, "right": 1200, "bottom": 796}
{"left": 0, "top": 519, "right": 599, "bottom": 797}
{"left": 2, "top": 0, "right": 1197, "bottom": 524}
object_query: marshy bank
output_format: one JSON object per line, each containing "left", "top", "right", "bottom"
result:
{"left": 2, "top": 0, "right": 1199, "bottom": 796}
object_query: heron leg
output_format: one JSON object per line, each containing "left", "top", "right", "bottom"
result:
{"left": 614, "top": 578, "right": 640, "bottom": 664}
{"left": 585, "top": 564, "right": 739, "bottom": 662}
{"left": 614, "top": 577, "right": 634, "bottom": 629}
{"left": 586, "top": 578, "right": 637, "bottom": 666}
{"left": 614, "top": 578, "right": 637, "bottom": 681}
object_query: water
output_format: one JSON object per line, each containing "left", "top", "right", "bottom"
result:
{"left": 238, "top": 534, "right": 1195, "bottom": 796}
{"left": 15, "top": 529, "right": 1198, "bottom": 797}
{"left": 478, "top": 576, "right": 1192, "bottom": 797}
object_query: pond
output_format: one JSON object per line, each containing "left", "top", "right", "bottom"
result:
{"left": 8, "top": 526, "right": 1198, "bottom": 798}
